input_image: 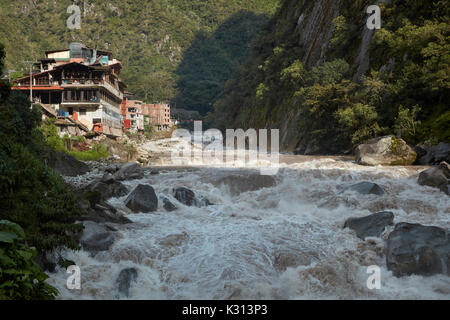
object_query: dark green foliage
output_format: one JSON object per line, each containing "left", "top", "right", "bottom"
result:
{"left": 0, "top": 220, "right": 58, "bottom": 300}
{"left": 210, "top": 0, "right": 449, "bottom": 152}
{"left": 0, "top": 0, "right": 279, "bottom": 108}
{"left": 0, "top": 91, "right": 83, "bottom": 253}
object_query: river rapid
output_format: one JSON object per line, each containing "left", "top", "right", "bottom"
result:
{"left": 48, "top": 144, "right": 450, "bottom": 299}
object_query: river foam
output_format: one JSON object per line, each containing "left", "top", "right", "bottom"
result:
{"left": 47, "top": 156, "right": 450, "bottom": 299}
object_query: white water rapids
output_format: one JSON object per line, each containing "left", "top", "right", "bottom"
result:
{"left": 48, "top": 141, "right": 450, "bottom": 299}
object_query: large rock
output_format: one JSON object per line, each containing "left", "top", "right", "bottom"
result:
{"left": 43, "top": 148, "right": 90, "bottom": 177}
{"left": 418, "top": 162, "right": 450, "bottom": 195}
{"left": 173, "top": 187, "right": 212, "bottom": 207}
{"left": 79, "top": 221, "right": 115, "bottom": 252}
{"left": 214, "top": 174, "right": 277, "bottom": 196}
{"left": 125, "top": 184, "right": 158, "bottom": 213}
{"left": 86, "top": 178, "right": 129, "bottom": 200}
{"left": 386, "top": 223, "right": 450, "bottom": 277}
{"left": 416, "top": 143, "right": 450, "bottom": 165}
{"left": 116, "top": 268, "right": 138, "bottom": 298}
{"left": 355, "top": 136, "right": 417, "bottom": 166}
{"left": 344, "top": 211, "right": 394, "bottom": 239}
{"left": 342, "top": 181, "right": 385, "bottom": 196}
{"left": 161, "top": 196, "right": 177, "bottom": 212}
{"left": 114, "top": 162, "right": 144, "bottom": 181}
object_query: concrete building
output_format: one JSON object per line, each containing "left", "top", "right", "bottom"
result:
{"left": 142, "top": 103, "right": 172, "bottom": 131}
{"left": 121, "top": 97, "right": 144, "bottom": 132}
{"left": 12, "top": 42, "right": 126, "bottom": 137}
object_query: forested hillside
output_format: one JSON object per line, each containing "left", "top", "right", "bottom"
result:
{"left": 0, "top": 0, "right": 279, "bottom": 113}
{"left": 210, "top": 0, "right": 449, "bottom": 154}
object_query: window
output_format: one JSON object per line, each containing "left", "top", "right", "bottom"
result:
{"left": 93, "top": 118, "right": 102, "bottom": 124}
{"left": 80, "top": 108, "right": 87, "bottom": 116}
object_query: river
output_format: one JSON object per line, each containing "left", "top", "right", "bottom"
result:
{"left": 47, "top": 141, "right": 450, "bottom": 299}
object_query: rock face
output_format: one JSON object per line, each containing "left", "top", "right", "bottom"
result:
{"left": 355, "top": 136, "right": 417, "bottom": 166}
{"left": 415, "top": 143, "right": 450, "bottom": 165}
{"left": 79, "top": 221, "right": 115, "bottom": 252}
{"left": 125, "top": 184, "right": 158, "bottom": 213}
{"left": 386, "top": 223, "right": 450, "bottom": 277}
{"left": 344, "top": 211, "right": 394, "bottom": 240}
{"left": 161, "top": 197, "right": 177, "bottom": 212}
{"left": 116, "top": 268, "right": 138, "bottom": 297}
{"left": 173, "top": 187, "right": 212, "bottom": 207}
{"left": 418, "top": 162, "right": 450, "bottom": 195}
{"left": 43, "top": 148, "right": 90, "bottom": 176}
{"left": 342, "top": 182, "right": 385, "bottom": 196}
{"left": 114, "top": 162, "right": 144, "bottom": 181}
{"left": 215, "top": 174, "right": 277, "bottom": 196}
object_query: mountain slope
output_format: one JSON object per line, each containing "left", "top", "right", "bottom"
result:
{"left": 0, "top": 0, "right": 279, "bottom": 108}
{"left": 210, "top": 0, "right": 449, "bottom": 153}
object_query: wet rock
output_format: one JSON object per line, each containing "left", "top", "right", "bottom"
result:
{"left": 355, "top": 136, "right": 416, "bottom": 166}
{"left": 43, "top": 148, "right": 90, "bottom": 176}
{"left": 342, "top": 182, "right": 385, "bottom": 196}
{"left": 161, "top": 197, "right": 177, "bottom": 212}
{"left": 173, "top": 187, "right": 212, "bottom": 207}
{"left": 86, "top": 179, "right": 129, "bottom": 200}
{"left": 105, "top": 164, "right": 120, "bottom": 174}
{"left": 116, "top": 268, "right": 138, "bottom": 297}
{"left": 344, "top": 211, "right": 394, "bottom": 239}
{"left": 114, "top": 162, "right": 144, "bottom": 181}
{"left": 415, "top": 143, "right": 450, "bottom": 165}
{"left": 125, "top": 184, "right": 158, "bottom": 213}
{"left": 418, "top": 162, "right": 449, "bottom": 195}
{"left": 386, "top": 223, "right": 450, "bottom": 277}
{"left": 215, "top": 174, "right": 277, "bottom": 196}
{"left": 79, "top": 221, "right": 115, "bottom": 252}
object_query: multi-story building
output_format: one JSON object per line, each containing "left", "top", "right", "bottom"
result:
{"left": 142, "top": 103, "right": 172, "bottom": 131}
{"left": 12, "top": 42, "right": 126, "bottom": 137}
{"left": 121, "top": 96, "right": 144, "bottom": 132}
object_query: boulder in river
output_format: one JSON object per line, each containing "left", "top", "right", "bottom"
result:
{"left": 173, "top": 187, "right": 212, "bottom": 207}
{"left": 161, "top": 196, "right": 177, "bottom": 212}
{"left": 116, "top": 268, "right": 138, "bottom": 297}
{"left": 214, "top": 174, "right": 277, "bottom": 196}
{"left": 415, "top": 142, "right": 450, "bottom": 165}
{"left": 386, "top": 223, "right": 450, "bottom": 277}
{"left": 418, "top": 162, "right": 450, "bottom": 195}
{"left": 43, "top": 148, "right": 90, "bottom": 176}
{"left": 355, "top": 136, "right": 417, "bottom": 166}
{"left": 86, "top": 179, "right": 129, "bottom": 200}
{"left": 79, "top": 221, "right": 115, "bottom": 253}
{"left": 342, "top": 181, "right": 385, "bottom": 196}
{"left": 114, "top": 162, "right": 144, "bottom": 181}
{"left": 125, "top": 184, "right": 158, "bottom": 213}
{"left": 344, "top": 211, "right": 394, "bottom": 239}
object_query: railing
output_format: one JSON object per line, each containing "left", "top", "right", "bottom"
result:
{"left": 61, "top": 79, "right": 103, "bottom": 85}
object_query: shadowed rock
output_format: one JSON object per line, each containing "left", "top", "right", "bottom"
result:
{"left": 173, "top": 187, "right": 212, "bottom": 207}
{"left": 125, "top": 184, "right": 158, "bottom": 213}
{"left": 386, "top": 223, "right": 450, "bottom": 277}
{"left": 43, "top": 148, "right": 90, "bottom": 176}
{"left": 215, "top": 174, "right": 277, "bottom": 196}
{"left": 80, "top": 221, "right": 114, "bottom": 252}
{"left": 114, "top": 162, "right": 144, "bottom": 181}
{"left": 344, "top": 211, "right": 394, "bottom": 239}
{"left": 418, "top": 162, "right": 450, "bottom": 195}
{"left": 342, "top": 182, "right": 385, "bottom": 196}
{"left": 161, "top": 196, "right": 177, "bottom": 212}
{"left": 116, "top": 268, "right": 138, "bottom": 297}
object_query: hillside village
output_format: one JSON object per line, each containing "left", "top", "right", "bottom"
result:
{"left": 12, "top": 42, "right": 176, "bottom": 139}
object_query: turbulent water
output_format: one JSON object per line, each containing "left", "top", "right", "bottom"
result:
{"left": 48, "top": 146, "right": 450, "bottom": 299}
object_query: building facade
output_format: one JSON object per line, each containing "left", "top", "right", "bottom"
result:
{"left": 142, "top": 103, "right": 172, "bottom": 131}
{"left": 121, "top": 97, "right": 144, "bottom": 132}
{"left": 13, "top": 42, "right": 126, "bottom": 137}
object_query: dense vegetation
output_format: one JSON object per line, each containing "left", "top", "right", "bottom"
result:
{"left": 0, "top": 43, "right": 83, "bottom": 299}
{"left": 0, "top": 0, "right": 279, "bottom": 114}
{"left": 210, "top": 0, "right": 449, "bottom": 153}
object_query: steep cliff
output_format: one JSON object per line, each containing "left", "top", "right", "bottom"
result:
{"left": 211, "top": 0, "right": 449, "bottom": 154}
